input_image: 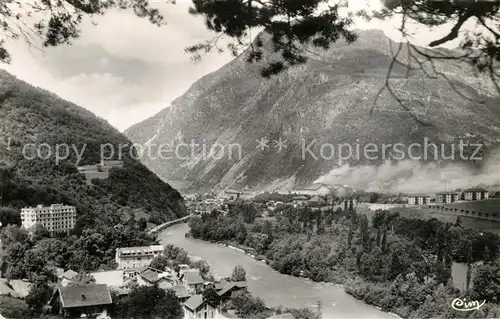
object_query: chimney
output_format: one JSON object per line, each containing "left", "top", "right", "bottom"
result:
{"left": 81, "top": 294, "right": 86, "bottom": 301}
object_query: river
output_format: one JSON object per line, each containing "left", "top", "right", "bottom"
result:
{"left": 158, "top": 223, "right": 396, "bottom": 319}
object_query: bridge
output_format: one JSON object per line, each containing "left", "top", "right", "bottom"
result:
{"left": 147, "top": 214, "right": 192, "bottom": 235}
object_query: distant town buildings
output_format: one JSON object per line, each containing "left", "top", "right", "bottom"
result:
{"left": 21, "top": 204, "right": 76, "bottom": 235}
{"left": 407, "top": 195, "right": 431, "bottom": 205}
{"left": 180, "top": 270, "right": 204, "bottom": 293}
{"left": 115, "top": 245, "right": 164, "bottom": 270}
{"left": 463, "top": 188, "right": 489, "bottom": 201}
{"left": 293, "top": 183, "right": 332, "bottom": 196}
{"left": 292, "top": 195, "right": 309, "bottom": 206}
{"left": 224, "top": 190, "right": 243, "bottom": 200}
{"left": 436, "top": 192, "right": 460, "bottom": 204}
{"left": 136, "top": 267, "right": 177, "bottom": 289}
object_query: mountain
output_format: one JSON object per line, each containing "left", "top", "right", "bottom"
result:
{"left": 0, "top": 69, "right": 185, "bottom": 227}
{"left": 125, "top": 30, "right": 500, "bottom": 194}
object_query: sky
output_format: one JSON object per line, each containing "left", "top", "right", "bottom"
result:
{"left": 0, "top": 0, "right": 473, "bottom": 131}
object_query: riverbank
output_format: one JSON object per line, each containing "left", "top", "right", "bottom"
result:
{"left": 184, "top": 234, "right": 403, "bottom": 319}
{"left": 160, "top": 223, "right": 395, "bottom": 318}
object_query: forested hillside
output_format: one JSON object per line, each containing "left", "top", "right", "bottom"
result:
{"left": 0, "top": 69, "right": 186, "bottom": 228}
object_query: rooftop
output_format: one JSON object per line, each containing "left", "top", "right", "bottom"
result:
{"left": 184, "top": 295, "right": 205, "bottom": 311}
{"left": 225, "top": 190, "right": 242, "bottom": 194}
{"left": 294, "top": 183, "right": 327, "bottom": 191}
{"left": 61, "top": 270, "right": 79, "bottom": 280}
{"left": 116, "top": 245, "right": 163, "bottom": 257}
{"left": 139, "top": 268, "right": 174, "bottom": 284}
{"left": 217, "top": 281, "right": 247, "bottom": 297}
{"left": 59, "top": 284, "right": 112, "bottom": 308}
{"left": 182, "top": 271, "right": 204, "bottom": 285}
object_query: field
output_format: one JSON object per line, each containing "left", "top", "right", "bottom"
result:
{"left": 443, "top": 199, "right": 500, "bottom": 215}
{"left": 357, "top": 203, "right": 500, "bottom": 235}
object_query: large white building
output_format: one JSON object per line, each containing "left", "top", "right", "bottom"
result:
{"left": 21, "top": 204, "right": 76, "bottom": 235}
{"left": 115, "top": 245, "right": 164, "bottom": 270}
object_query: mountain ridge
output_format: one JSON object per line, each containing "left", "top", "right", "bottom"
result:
{"left": 125, "top": 29, "right": 500, "bottom": 194}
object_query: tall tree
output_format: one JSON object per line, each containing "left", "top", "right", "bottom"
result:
{"left": 231, "top": 264, "right": 247, "bottom": 281}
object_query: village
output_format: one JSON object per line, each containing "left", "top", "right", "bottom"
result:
{"left": 2, "top": 180, "right": 500, "bottom": 319}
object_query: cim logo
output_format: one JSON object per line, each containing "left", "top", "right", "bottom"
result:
{"left": 451, "top": 298, "right": 486, "bottom": 312}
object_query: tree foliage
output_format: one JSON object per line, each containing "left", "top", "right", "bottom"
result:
{"left": 1, "top": 0, "right": 498, "bottom": 86}
{"left": 114, "top": 285, "right": 183, "bottom": 319}
{"left": 231, "top": 264, "right": 247, "bottom": 281}
{"left": 189, "top": 204, "right": 500, "bottom": 318}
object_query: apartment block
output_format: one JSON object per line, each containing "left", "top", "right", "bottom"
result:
{"left": 21, "top": 204, "right": 76, "bottom": 235}
{"left": 436, "top": 192, "right": 459, "bottom": 204}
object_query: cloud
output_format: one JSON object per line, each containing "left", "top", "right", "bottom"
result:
{"left": 0, "top": 0, "right": 485, "bottom": 132}
{"left": 315, "top": 149, "right": 500, "bottom": 194}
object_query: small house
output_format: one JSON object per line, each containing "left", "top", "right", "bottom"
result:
{"left": 293, "top": 183, "right": 332, "bottom": 196}
{"left": 137, "top": 267, "right": 177, "bottom": 289}
{"left": 308, "top": 195, "right": 327, "bottom": 206}
{"left": 171, "top": 285, "right": 191, "bottom": 303}
{"left": 180, "top": 271, "right": 204, "bottom": 293}
{"left": 183, "top": 295, "right": 217, "bottom": 319}
{"left": 224, "top": 190, "right": 243, "bottom": 200}
{"left": 292, "top": 195, "right": 309, "bottom": 206}
{"left": 50, "top": 284, "right": 112, "bottom": 319}
{"left": 217, "top": 281, "right": 247, "bottom": 302}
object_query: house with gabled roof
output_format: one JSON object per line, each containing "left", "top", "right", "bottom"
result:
{"left": 180, "top": 271, "right": 204, "bottom": 293}
{"left": 216, "top": 281, "right": 247, "bottom": 302}
{"left": 293, "top": 183, "right": 332, "bottom": 196}
{"left": 136, "top": 267, "right": 177, "bottom": 289}
{"left": 292, "top": 195, "right": 309, "bottom": 206}
{"left": 183, "top": 294, "right": 217, "bottom": 319}
{"left": 49, "top": 284, "right": 112, "bottom": 318}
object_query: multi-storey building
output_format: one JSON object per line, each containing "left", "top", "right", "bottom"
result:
{"left": 21, "top": 204, "right": 76, "bottom": 235}
{"left": 463, "top": 188, "right": 489, "bottom": 201}
{"left": 115, "top": 245, "right": 164, "bottom": 270}
{"left": 436, "top": 192, "right": 459, "bottom": 204}
{"left": 407, "top": 195, "right": 431, "bottom": 205}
